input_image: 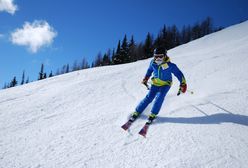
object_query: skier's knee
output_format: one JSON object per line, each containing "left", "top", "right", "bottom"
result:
{"left": 145, "top": 95, "right": 154, "bottom": 103}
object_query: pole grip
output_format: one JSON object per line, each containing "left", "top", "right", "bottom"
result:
{"left": 177, "top": 88, "right": 181, "bottom": 96}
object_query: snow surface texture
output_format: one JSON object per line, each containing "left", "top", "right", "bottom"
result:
{"left": 1, "top": 21, "right": 248, "bottom": 168}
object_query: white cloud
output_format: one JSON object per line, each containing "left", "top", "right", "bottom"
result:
{"left": 0, "top": 0, "right": 18, "bottom": 15}
{"left": 10, "top": 20, "right": 57, "bottom": 53}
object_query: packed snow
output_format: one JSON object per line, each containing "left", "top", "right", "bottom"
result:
{"left": 0, "top": 21, "right": 248, "bottom": 168}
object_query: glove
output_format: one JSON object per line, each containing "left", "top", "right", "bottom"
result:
{"left": 142, "top": 76, "right": 149, "bottom": 85}
{"left": 180, "top": 83, "right": 187, "bottom": 93}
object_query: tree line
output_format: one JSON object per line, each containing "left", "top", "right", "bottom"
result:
{"left": 2, "top": 17, "right": 222, "bottom": 89}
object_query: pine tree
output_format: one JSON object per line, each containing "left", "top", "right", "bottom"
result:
{"left": 171, "top": 25, "right": 180, "bottom": 47}
{"left": 158, "top": 25, "right": 169, "bottom": 49}
{"left": 61, "top": 65, "right": 66, "bottom": 74}
{"left": 102, "top": 51, "right": 111, "bottom": 66}
{"left": 10, "top": 76, "right": 18, "bottom": 87}
{"left": 191, "top": 23, "right": 201, "bottom": 40}
{"left": 112, "top": 40, "right": 121, "bottom": 64}
{"left": 186, "top": 25, "right": 192, "bottom": 42}
{"left": 136, "top": 43, "right": 145, "bottom": 60}
{"left": 111, "top": 48, "right": 115, "bottom": 65}
{"left": 180, "top": 25, "right": 189, "bottom": 44}
{"left": 38, "top": 64, "right": 45, "bottom": 80}
{"left": 164, "top": 26, "right": 174, "bottom": 49}
{"left": 129, "top": 35, "right": 137, "bottom": 62}
{"left": 200, "top": 17, "right": 213, "bottom": 36}
{"left": 154, "top": 34, "right": 162, "bottom": 49}
{"left": 49, "top": 71, "right": 53, "bottom": 77}
{"left": 72, "top": 60, "right": 80, "bottom": 71}
{"left": 43, "top": 73, "right": 47, "bottom": 79}
{"left": 119, "top": 34, "right": 130, "bottom": 63}
{"left": 3, "top": 83, "right": 9, "bottom": 89}
{"left": 143, "top": 32, "right": 153, "bottom": 59}
{"left": 56, "top": 68, "right": 60, "bottom": 76}
{"left": 21, "top": 70, "right": 25, "bottom": 85}
{"left": 26, "top": 77, "right": 29, "bottom": 84}
{"left": 94, "top": 52, "right": 103, "bottom": 67}
{"left": 107, "top": 49, "right": 112, "bottom": 65}
{"left": 81, "top": 57, "right": 90, "bottom": 69}
{"left": 66, "top": 64, "right": 70, "bottom": 73}
{"left": 91, "top": 62, "right": 95, "bottom": 68}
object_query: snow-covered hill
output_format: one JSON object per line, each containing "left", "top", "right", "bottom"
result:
{"left": 1, "top": 21, "right": 248, "bottom": 168}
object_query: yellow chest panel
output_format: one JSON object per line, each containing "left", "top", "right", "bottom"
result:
{"left": 161, "top": 63, "right": 169, "bottom": 70}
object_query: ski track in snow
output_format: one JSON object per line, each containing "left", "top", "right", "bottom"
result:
{"left": 1, "top": 21, "right": 248, "bottom": 168}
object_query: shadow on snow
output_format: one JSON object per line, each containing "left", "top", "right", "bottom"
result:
{"left": 155, "top": 113, "right": 248, "bottom": 127}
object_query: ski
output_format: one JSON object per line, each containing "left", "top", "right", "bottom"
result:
{"left": 121, "top": 113, "right": 155, "bottom": 137}
{"left": 121, "top": 112, "right": 140, "bottom": 131}
{"left": 121, "top": 120, "right": 133, "bottom": 131}
{"left": 138, "top": 115, "right": 155, "bottom": 137}
{"left": 138, "top": 123, "right": 150, "bottom": 138}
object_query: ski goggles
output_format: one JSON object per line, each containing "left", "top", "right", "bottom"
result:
{"left": 154, "top": 54, "right": 164, "bottom": 59}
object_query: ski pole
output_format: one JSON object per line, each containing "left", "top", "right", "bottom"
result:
{"left": 143, "top": 82, "right": 150, "bottom": 90}
{"left": 177, "top": 88, "right": 182, "bottom": 96}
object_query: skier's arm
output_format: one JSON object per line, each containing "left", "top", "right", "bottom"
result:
{"left": 170, "top": 63, "right": 186, "bottom": 84}
{"left": 142, "top": 61, "right": 153, "bottom": 85}
{"left": 171, "top": 63, "right": 187, "bottom": 94}
{"left": 144, "top": 61, "right": 153, "bottom": 79}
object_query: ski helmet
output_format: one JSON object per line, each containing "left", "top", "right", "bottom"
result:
{"left": 153, "top": 47, "right": 167, "bottom": 55}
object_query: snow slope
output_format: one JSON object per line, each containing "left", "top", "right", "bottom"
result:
{"left": 1, "top": 21, "right": 248, "bottom": 168}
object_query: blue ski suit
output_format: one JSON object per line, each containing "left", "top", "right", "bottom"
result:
{"left": 135, "top": 57, "right": 186, "bottom": 115}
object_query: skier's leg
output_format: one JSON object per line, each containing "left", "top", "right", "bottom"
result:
{"left": 151, "top": 85, "right": 170, "bottom": 115}
{"left": 135, "top": 85, "right": 159, "bottom": 114}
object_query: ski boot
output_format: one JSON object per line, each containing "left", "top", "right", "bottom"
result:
{"left": 121, "top": 112, "right": 140, "bottom": 131}
{"left": 129, "top": 112, "right": 140, "bottom": 122}
{"left": 146, "top": 113, "right": 157, "bottom": 125}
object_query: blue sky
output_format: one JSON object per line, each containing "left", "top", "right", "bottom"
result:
{"left": 0, "top": 0, "right": 248, "bottom": 86}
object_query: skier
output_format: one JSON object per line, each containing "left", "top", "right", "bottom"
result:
{"left": 130, "top": 47, "right": 187, "bottom": 124}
